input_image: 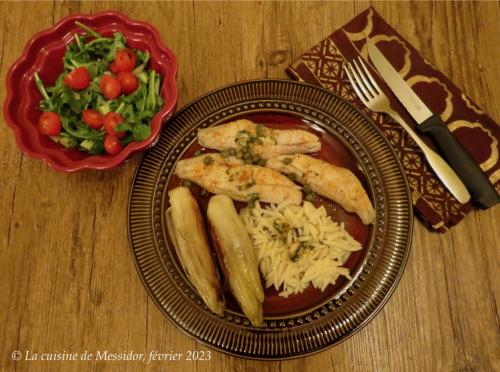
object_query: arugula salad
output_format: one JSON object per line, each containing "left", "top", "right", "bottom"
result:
{"left": 35, "top": 22, "right": 163, "bottom": 155}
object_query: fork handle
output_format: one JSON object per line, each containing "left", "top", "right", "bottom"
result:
{"left": 388, "top": 111, "right": 471, "bottom": 204}
{"left": 418, "top": 115, "right": 498, "bottom": 208}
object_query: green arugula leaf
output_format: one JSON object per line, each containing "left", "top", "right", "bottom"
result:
{"left": 61, "top": 117, "right": 104, "bottom": 140}
{"left": 115, "top": 122, "right": 133, "bottom": 133}
{"left": 120, "top": 134, "right": 135, "bottom": 145}
{"left": 132, "top": 124, "right": 151, "bottom": 141}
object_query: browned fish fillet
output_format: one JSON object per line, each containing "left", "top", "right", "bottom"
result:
{"left": 174, "top": 153, "right": 302, "bottom": 205}
{"left": 198, "top": 119, "right": 321, "bottom": 159}
{"left": 266, "top": 154, "right": 376, "bottom": 225}
{"left": 207, "top": 194, "right": 264, "bottom": 327}
{"left": 166, "top": 187, "right": 225, "bottom": 315}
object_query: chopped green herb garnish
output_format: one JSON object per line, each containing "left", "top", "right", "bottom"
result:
{"left": 273, "top": 222, "right": 282, "bottom": 233}
{"left": 273, "top": 222, "right": 290, "bottom": 234}
{"left": 248, "top": 193, "right": 259, "bottom": 208}
{"left": 203, "top": 156, "right": 214, "bottom": 165}
{"left": 289, "top": 242, "right": 313, "bottom": 261}
{"left": 242, "top": 151, "right": 252, "bottom": 161}
{"left": 231, "top": 128, "right": 269, "bottom": 165}
{"left": 303, "top": 184, "right": 316, "bottom": 201}
{"left": 256, "top": 124, "right": 265, "bottom": 137}
{"left": 248, "top": 193, "right": 260, "bottom": 203}
{"left": 194, "top": 150, "right": 203, "bottom": 156}
{"left": 200, "top": 189, "right": 207, "bottom": 197}
{"left": 287, "top": 173, "right": 297, "bottom": 181}
{"left": 305, "top": 192, "right": 316, "bottom": 202}
{"left": 235, "top": 130, "right": 251, "bottom": 146}
{"left": 246, "top": 179, "right": 256, "bottom": 188}
{"left": 182, "top": 180, "right": 192, "bottom": 188}
{"left": 282, "top": 157, "right": 293, "bottom": 165}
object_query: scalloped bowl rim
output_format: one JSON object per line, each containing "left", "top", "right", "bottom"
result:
{"left": 3, "top": 11, "right": 178, "bottom": 172}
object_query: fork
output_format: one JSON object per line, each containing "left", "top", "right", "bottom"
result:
{"left": 344, "top": 57, "right": 470, "bottom": 204}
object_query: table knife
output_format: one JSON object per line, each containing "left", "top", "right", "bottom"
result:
{"left": 367, "top": 39, "right": 499, "bottom": 209}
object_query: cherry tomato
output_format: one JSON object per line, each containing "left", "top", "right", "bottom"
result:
{"left": 109, "top": 61, "right": 120, "bottom": 74}
{"left": 104, "top": 134, "right": 123, "bottom": 155}
{"left": 82, "top": 109, "right": 104, "bottom": 129}
{"left": 38, "top": 112, "right": 61, "bottom": 136}
{"left": 99, "top": 74, "right": 121, "bottom": 100}
{"left": 117, "top": 71, "right": 138, "bottom": 95}
{"left": 103, "top": 112, "right": 126, "bottom": 139}
{"left": 63, "top": 66, "right": 90, "bottom": 90}
{"left": 114, "top": 48, "right": 137, "bottom": 72}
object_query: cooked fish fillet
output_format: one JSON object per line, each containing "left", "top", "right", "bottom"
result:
{"left": 207, "top": 195, "right": 264, "bottom": 327}
{"left": 174, "top": 153, "right": 302, "bottom": 205}
{"left": 166, "top": 187, "right": 225, "bottom": 315}
{"left": 198, "top": 119, "right": 321, "bottom": 159}
{"left": 266, "top": 154, "right": 376, "bottom": 225}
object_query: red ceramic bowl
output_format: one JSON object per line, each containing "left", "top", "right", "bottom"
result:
{"left": 3, "top": 11, "right": 178, "bottom": 172}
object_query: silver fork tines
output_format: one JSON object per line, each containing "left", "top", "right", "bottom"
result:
{"left": 343, "top": 56, "right": 471, "bottom": 204}
{"left": 344, "top": 57, "right": 379, "bottom": 104}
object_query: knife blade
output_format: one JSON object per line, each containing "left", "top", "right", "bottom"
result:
{"left": 367, "top": 39, "right": 499, "bottom": 209}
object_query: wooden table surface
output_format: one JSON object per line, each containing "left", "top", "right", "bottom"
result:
{"left": 1, "top": 1, "right": 499, "bottom": 371}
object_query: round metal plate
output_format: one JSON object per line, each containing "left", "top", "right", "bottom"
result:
{"left": 128, "top": 79, "right": 413, "bottom": 359}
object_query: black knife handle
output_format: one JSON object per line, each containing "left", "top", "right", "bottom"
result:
{"left": 418, "top": 114, "right": 499, "bottom": 209}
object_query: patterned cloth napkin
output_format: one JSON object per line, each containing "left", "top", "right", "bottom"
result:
{"left": 287, "top": 7, "right": 499, "bottom": 232}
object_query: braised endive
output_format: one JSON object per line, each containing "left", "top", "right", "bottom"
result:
{"left": 207, "top": 194, "right": 264, "bottom": 327}
{"left": 166, "top": 187, "right": 225, "bottom": 316}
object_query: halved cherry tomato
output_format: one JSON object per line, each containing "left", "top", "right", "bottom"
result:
{"left": 38, "top": 112, "right": 61, "bottom": 136}
{"left": 104, "top": 134, "right": 123, "bottom": 155}
{"left": 82, "top": 109, "right": 104, "bottom": 129}
{"left": 103, "top": 112, "right": 126, "bottom": 139}
{"left": 109, "top": 61, "right": 120, "bottom": 74}
{"left": 117, "top": 71, "right": 138, "bottom": 95}
{"left": 63, "top": 66, "right": 90, "bottom": 90}
{"left": 99, "top": 74, "right": 121, "bottom": 100}
{"left": 114, "top": 48, "right": 137, "bottom": 72}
